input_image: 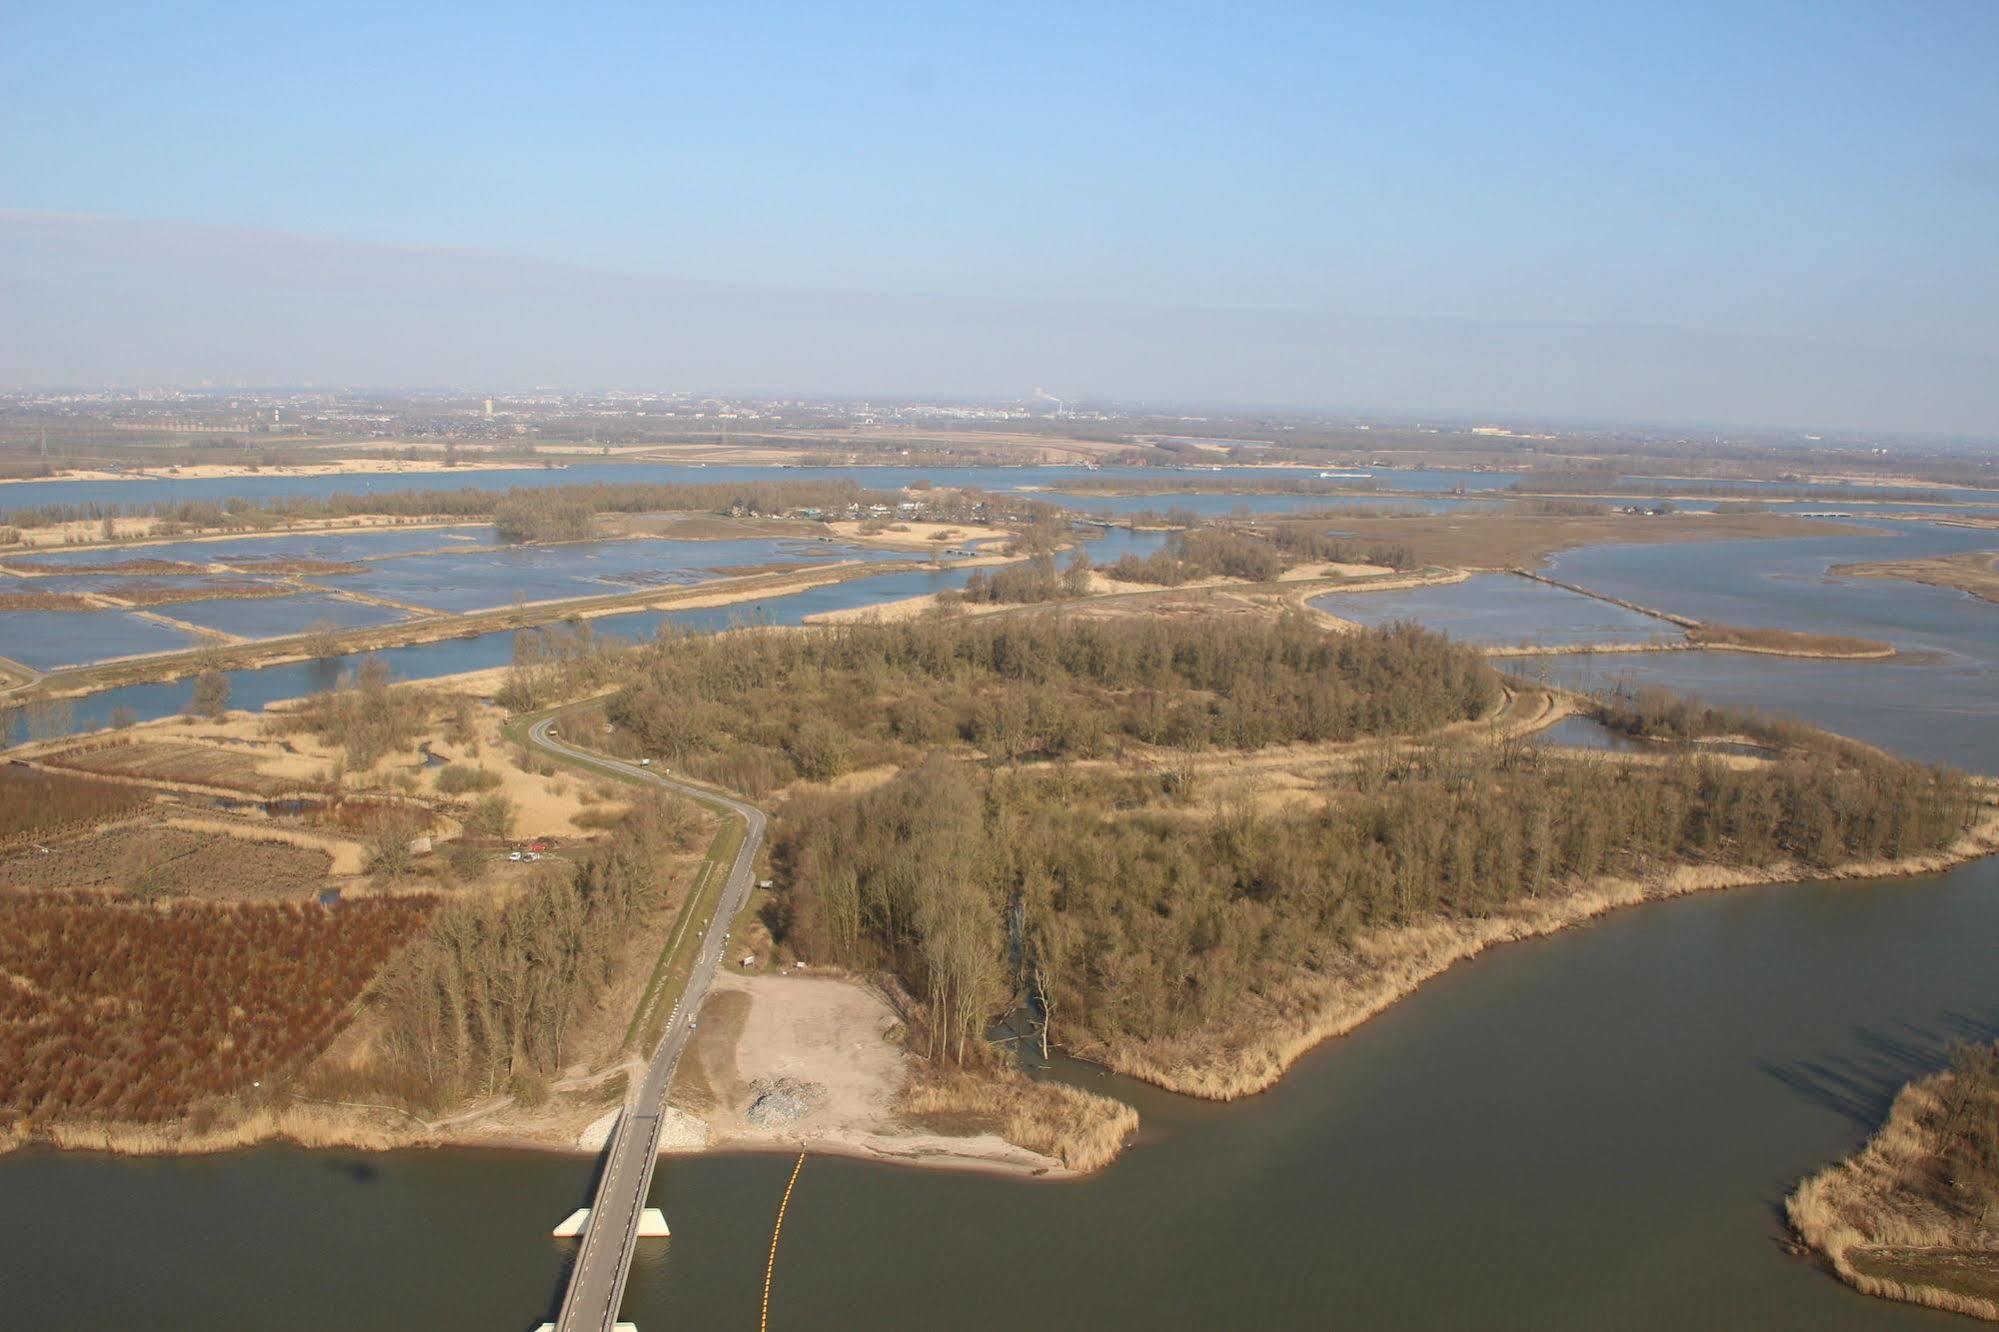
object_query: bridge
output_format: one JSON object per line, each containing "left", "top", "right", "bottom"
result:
{"left": 528, "top": 715, "right": 768, "bottom": 1332}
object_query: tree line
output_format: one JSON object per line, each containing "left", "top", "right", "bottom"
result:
{"left": 365, "top": 792, "right": 701, "bottom": 1106}
{"left": 772, "top": 741, "right": 1975, "bottom": 1068}
{"left": 0, "top": 479, "right": 1060, "bottom": 535}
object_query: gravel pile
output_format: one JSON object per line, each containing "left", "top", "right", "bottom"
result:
{"left": 744, "top": 1076, "right": 823, "bottom": 1126}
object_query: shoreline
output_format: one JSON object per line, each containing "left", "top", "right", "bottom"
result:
{"left": 1788, "top": 1067, "right": 1999, "bottom": 1322}
{"left": 19, "top": 782, "right": 1987, "bottom": 1178}
{"left": 1483, "top": 638, "right": 1898, "bottom": 660}
{"left": 9, "top": 1100, "right": 1078, "bottom": 1180}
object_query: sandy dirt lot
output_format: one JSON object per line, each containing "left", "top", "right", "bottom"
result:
{"left": 821, "top": 519, "right": 1014, "bottom": 550}
{"left": 669, "top": 972, "right": 1065, "bottom": 1175}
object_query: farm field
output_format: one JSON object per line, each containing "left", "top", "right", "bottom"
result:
{"left": 0, "top": 893, "right": 430, "bottom": 1120}
{"left": 0, "top": 825, "right": 333, "bottom": 898}
{"left": 43, "top": 738, "right": 324, "bottom": 797}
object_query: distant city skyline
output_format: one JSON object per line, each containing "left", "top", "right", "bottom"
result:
{"left": 4, "top": 2, "right": 1996, "bottom": 436}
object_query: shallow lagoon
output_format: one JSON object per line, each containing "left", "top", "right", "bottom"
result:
{"left": 1313, "top": 571, "right": 1682, "bottom": 648}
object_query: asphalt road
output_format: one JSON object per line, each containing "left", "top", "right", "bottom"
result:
{"left": 530, "top": 715, "right": 768, "bottom": 1332}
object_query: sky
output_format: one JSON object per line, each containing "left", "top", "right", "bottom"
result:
{"left": 3, "top": 1, "right": 1996, "bottom": 435}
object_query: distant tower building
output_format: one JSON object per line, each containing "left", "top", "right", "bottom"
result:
{"left": 484, "top": 398, "right": 495, "bottom": 418}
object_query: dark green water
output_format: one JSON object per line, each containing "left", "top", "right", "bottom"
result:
{"left": 2, "top": 519, "right": 1994, "bottom": 1329}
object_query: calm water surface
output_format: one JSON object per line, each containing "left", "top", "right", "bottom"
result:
{"left": 2, "top": 516, "right": 1995, "bottom": 1329}
{"left": 1314, "top": 572, "right": 1681, "bottom": 648}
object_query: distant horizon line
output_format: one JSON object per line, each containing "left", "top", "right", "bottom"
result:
{"left": 3, "top": 384, "right": 1993, "bottom": 450}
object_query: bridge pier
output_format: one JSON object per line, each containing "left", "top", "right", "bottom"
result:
{"left": 552, "top": 1207, "right": 670, "bottom": 1238}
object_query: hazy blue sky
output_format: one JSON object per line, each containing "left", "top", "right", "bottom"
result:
{"left": 4, "top": 2, "right": 1996, "bottom": 433}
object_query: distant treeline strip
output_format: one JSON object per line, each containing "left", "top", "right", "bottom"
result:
{"left": 0, "top": 479, "right": 1058, "bottom": 534}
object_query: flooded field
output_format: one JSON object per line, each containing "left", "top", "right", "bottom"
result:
{"left": 0, "top": 532, "right": 915, "bottom": 668}
{"left": 0, "top": 608, "right": 206, "bottom": 670}
{"left": 162, "top": 593, "right": 413, "bottom": 639}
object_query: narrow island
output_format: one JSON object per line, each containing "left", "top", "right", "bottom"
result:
{"left": 1837, "top": 550, "right": 1999, "bottom": 606}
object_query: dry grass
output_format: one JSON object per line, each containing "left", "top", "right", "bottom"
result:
{"left": 43, "top": 738, "right": 318, "bottom": 797}
{"left": 1838, "top": 551, "right": 1999, "bottom": 606}
{"left": 1688, "top": 623, "right": 1894, "bottom": 658}
{"left": 898, "top": 1066, "right": 1138, "bottom": 1173}
{"left": 1788, "top": 1074, "right": 1999, "bottom": 1321}
{"left": 0, "top": 557, "right": 209, "bottom": 575}
{"left": 211, "top": 558, "right": 362, "bottom": 576}
{"left": 103, "top": 579, "right": 298, "bottom": 607}
{"left": 0, "top": 592, "right": 94, "bottom": 610}
{"left": 40, "top": 1101, "right": 425, "bottom": 1155}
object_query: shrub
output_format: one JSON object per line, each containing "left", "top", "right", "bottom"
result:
{"left": 434, "top": 763, "right": 502, "bottom": 795}
{"left": 464, "top": 794, "right": 517, "bottom": 839}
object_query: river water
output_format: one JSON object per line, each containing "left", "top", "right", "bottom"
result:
{"left": 2, "top": 513, "right": 1995, "bottom": 1329}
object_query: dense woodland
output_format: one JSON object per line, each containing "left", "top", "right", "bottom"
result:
{"left": 773, "top": 743, "right": 1976, "bottom": 1068}
{"left": 1106, "top": 524, "right": 1418, "bottom": 585}
{"left": 950, "top": 550, "right": 1094, "bottom": 604}
{"left": 364, "top": 791, "right": 702, "bottom": 1106}
{"left": 1929, "top": 1042, "right": 1999, "bottom": 1226}
{"left": 600, "top": 615, "right": 1501, "bottom": 796}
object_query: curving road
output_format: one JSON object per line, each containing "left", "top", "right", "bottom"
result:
{"left": 529, "top": 715, "right": 767, "bottom": 1332}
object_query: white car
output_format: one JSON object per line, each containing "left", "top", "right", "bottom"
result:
{"left": 507, "top": 851, "right": 523, "bottom": 862}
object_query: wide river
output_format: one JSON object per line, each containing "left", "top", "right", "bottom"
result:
{"left": 2, "top": 502, "right": 1996, "bottom": 1328}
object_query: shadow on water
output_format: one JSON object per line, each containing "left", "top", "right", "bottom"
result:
{"left": 323, "top": 1158, "right": 381, "bottom": 1184}
{"left": 1757, "top": 1011, "right": 1999, "bottom": 1126}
